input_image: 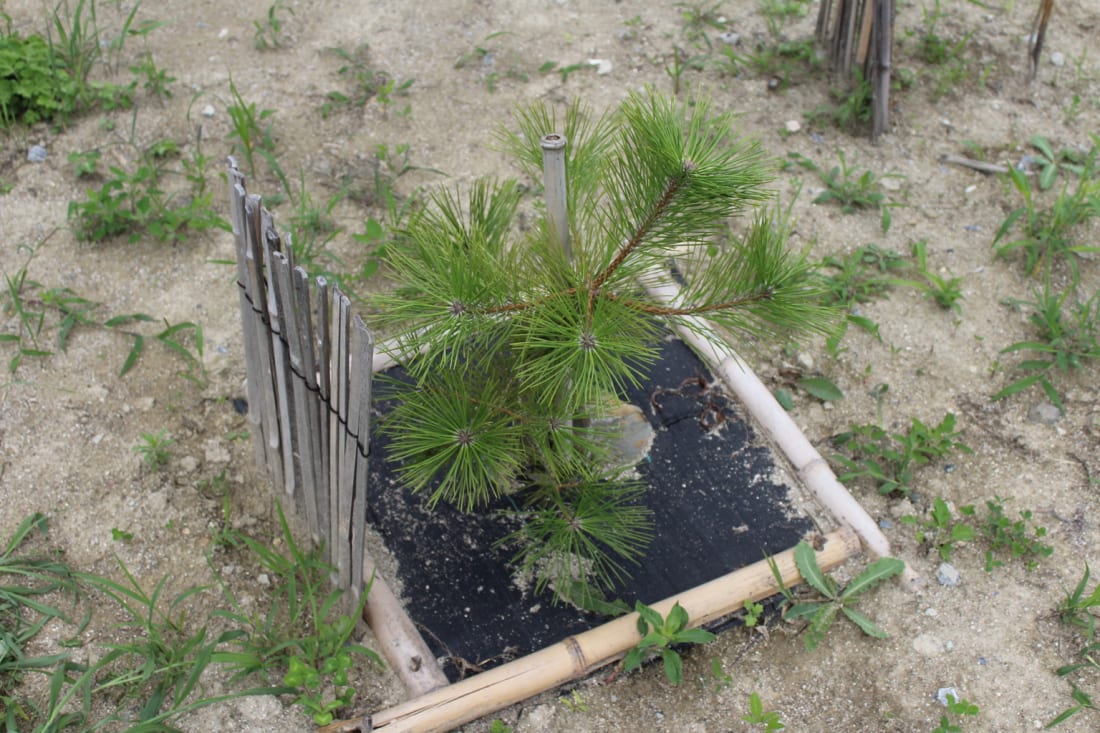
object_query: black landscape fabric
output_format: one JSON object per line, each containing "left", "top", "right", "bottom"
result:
{"left": 366, "top": 337, "right": 817, "bottom": 681}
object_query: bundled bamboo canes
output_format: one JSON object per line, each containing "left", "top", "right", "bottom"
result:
{"left": 816, "top": 0, "right": 895, "bottom": 140}
{"left": 226, "top": 159, "right": 378, "bottom": 612}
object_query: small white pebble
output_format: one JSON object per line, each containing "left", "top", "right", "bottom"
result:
{"left": 785, "top": 120, "right": 801, "bottom": 133}
{"left": 201, "top": 104, "right": 215, "bottom": 118}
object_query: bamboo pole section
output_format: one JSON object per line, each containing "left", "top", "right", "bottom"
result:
{"left": 347, "top": 527, "right": 860, "bottom": 733}
{"left": 345, "top": 314, "right": 373, "bottom": 607}
{"left": 263, "top": 222, "right": 297, "bottom": 502}
{"left": 244, "top": 194, "right": 285, "bottom": 492}
{"left": 293, "top": 265, "right": 329, "bottom": 546}
{"left": 540, "top": 133, "right": 570, "bottom": 262}
{"left": 226, "top": 160, "right": 266, "bottom": 470}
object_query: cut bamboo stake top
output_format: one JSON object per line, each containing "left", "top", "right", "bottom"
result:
{"left": 349, "top": 527, "right": 860, "bottom": 733}
{"left": 540, "top": 133, "right": 571, "bottom": 262}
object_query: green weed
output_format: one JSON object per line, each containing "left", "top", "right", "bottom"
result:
{"left": 993, "top": 137, "right": 1100, "bottom": 281}
{"left": 132, "top": 429, "right": 174, "bottom": 470}
{"left": 772, "top": 541, "right": 904, "bottom": 651}
{"left": 977, "top": 496, "right": 1052, "bottom": 572}
{"left": 226, "top": 77, "right": 277, "bottom": 178}
{"left": 743, "top": 691, "right": 786, "bottom": 730}
{"left": 831, "top": 413, "right": 972, "bottom": 497}
{"left": 805, "top": 75, "right": 875, "bottom": 132}
{"left": 210, "top": 503, "right": 382, "bottom": 725}
{"left": 786, "top": 150, "right": 899, "bottom": 233}
{"left": 129, "top": 50, "right": 176, "bottom": 100}
{"left": 900, "top": 497, "right": 975, "bottom": 562}
{"left": 623, "top": 601, "right": 715, "bottom": 685}
{"left": 321, "top": 44, "right": 413, "bottom": 117}
{"left": 993, "top": 286, "right": 1099, "bottom": 411}
{"left": 254, "top": 0, "right": 294, "bottom": 50}
{"left": 934, "top": 693, "right": 980, "bottom": 733}
{"left": 1026, "top": 135, "right": 1088, "bottom": 191}
{"left": 1057, "top": 564, "right": 1100, "bottom": 641}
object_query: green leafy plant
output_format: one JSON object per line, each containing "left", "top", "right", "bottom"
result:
{"left": 254, "top": 0, "right": 294, "bottom": 50}
{"left": 210, "top": 503, "right": 382, "bottom": 725}
{"left": 133, "top": 429, "right": 175, "bottom": 470}
{"left": 623, "top": 601, "right": 715, "bottom": 684}
{"left": 993, "top": 137, "right": 1100, "bottom": 281}
{"left": 226, "top": 77, "right": 277, "bottom": 178}
{"left": 558, "top": 689, "right": 589, "bottom": 712}
{"left": 372, "top": 92, "right": 835, "bottom": 601}
{"left": 743, "top": 690, "right": 786, "bottom": 730}
{"left": 934, "top": 693, "right": 980, "bottom": 733}
{"left": 0, "top": 513, "right": 79, "bottom": 723}
{"left": 805, "top": 75, "right": 875, "bottom": 132}
{"left": 786, "top": 150, "right": 899, "bottom": 233}
{"left": 129, "top": 49, "right": 176, "bottom": 100}
{"left": 321, "top": 44, "right": 413, "bottom": 117}
{"left": 905, "top": 239, "right": 964, "bottom": 312}
{"left": 489, "top": 719, "right": 514, "bottom": 733}
{"left": 1058, "top": 564, "right": 1100, "bottom": 641}
{"left": 772, "top": 541, "right": 904, "bottom": 651}
{"left": 743, "top": 598, "right": 765, "bottom": 627}
{"left": 900, "top": 497, "right": 975, "bottom": 562}
{"left": 831, "top": 413, "right": 972, "bottom": 497}
{"left": 993, "top": 285, "right": 1099, "bottom": 411}
{"left": 1026, "top": 135, "right": 1088, "bottom": 191}
{"left": 911, "top": 0, "right": 975, "bottom": 101}
{"left": 709, "top": 657, "right": 734, "bottom": 690}
{"left": 977, "top": 496, "right": 1052, "bottom": 572}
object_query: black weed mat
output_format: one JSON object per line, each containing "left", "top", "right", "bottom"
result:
{"left": 366, "top": 337, "right": 817, "bottom": 681}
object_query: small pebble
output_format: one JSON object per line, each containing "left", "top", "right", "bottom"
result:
{"left": 937, "top": 687, "right": 961, "bottom": 706}
{"left": 785, "top": 119, "right": 801, "bottom": 134}
{"left": 937, "top": 562, "right": 961, "bottom": 587}
{"left": 201, "top": 104, "right": 215, "bottom": 118}
{"left": 879, "top": 518, "right": 894, "bottom": 529}
{"left": 810, "top": 132, "right": 826, "bottom": 144}
{"left": 257, "top": 573, "right": 271, "bottom": 586}
{"left": 588, "top": 58, "right": 613, "bottom": 75}
{"left": 717, "top": 31, "right": 740, "bottom": 46}
{"left": 1051, "top": 51, "right": 1066, "bottom": 67}
{"left": 218, "top": 27, "right": 229, "bottom": 39}
{"left": 1027, "top": 401, "right": 1062, "bottom": 425}
{"left": 27, "top": 144, "right": 47, "bottom": 163}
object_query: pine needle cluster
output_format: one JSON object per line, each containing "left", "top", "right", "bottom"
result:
{"left": 371, "top": 90, "right": 834, "bottom": 604}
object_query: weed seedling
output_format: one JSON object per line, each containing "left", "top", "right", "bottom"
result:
{"left": 786, "top": 150, "right": 899, "bottom": 232}
{"left": 321, "top": 44, "right": 413, "bottom": 117}
{"left": 133, "top": 429, "right": 174, "bottom": 469}
{"left": 831, "top": 413, "right": 972, "bottom": 497}
{"left": 993, "top": 286, "right": 1100, "bottom": 411}
{"left": 1058, "top": 564, "right": 1100, "bottom": 640}
{"left": 226, "top": 78, "right": 277, "bottom": 178}
{"left": 210, "top": 504, "right": 381, "bottom": 725}
{"left": 743, "top": 598, "right": 765, "bottom": 627}
{"left": 623, "top": 601, "right": 716, "bottom": 684}
{"left": 743, "top": 691, "right": 786, "bottom": 730}
{"left": 900, "top": 497, "right": 975, "bottom": 562}
{"left": 934, "top": 693, "right": 980, "bottom": 733}
{"left": 993, "top": 137, "right": 1100, "bottom": 281}
{"left": 254, "top": 0, "right": 294, "bottom": 50}
{"left": 558, "top": 689, "right": 589, "bottom": 713}
{"left": 771, "top": 541, "right": 904, "bottom": 651}
{"left": 709, "top": 658, "right": 734, "bottom": 691}
{"left": 977, "top": 496, "right": 1052, "bottom": 572}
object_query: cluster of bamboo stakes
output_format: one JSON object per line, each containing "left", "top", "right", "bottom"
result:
{"left": 227, "top": 157, "right": 372, "bottom": 610}
{"left": 815, "top": 0, "right": 895, "bottom": 141}
{"left": 816, "top": 0, "right": 1056, "bottom": 141}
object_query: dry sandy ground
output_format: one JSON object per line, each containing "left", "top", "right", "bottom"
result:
{"left": 2, "top": 0, "right": 1100, "bottom": 731}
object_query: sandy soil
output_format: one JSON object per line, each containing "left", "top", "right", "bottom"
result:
{"left": 2, "top": 0, "right": 1099, "bottom": 731}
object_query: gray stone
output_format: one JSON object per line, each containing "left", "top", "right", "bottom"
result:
{"left": 1027, "top": 401, "right": 1062, "bottom": 425}
{"left": 937, "top": 562, "right": 961, "bottom": 587}
{"left": 936, "top": 687, "right": 961, "bottom": 706}
{"left": 27, "top": 145, "right": 47, "bottom": 163}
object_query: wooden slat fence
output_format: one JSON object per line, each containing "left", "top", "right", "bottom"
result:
{"left": 227, "top": 158, "right": 372, "bottom": 609}
{"left": 815, "top": 0, "right": 894, "bottom": 141}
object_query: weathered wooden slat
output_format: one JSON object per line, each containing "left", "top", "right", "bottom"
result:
{"left": 293, "top": 266, "right": 328, "bottom": 546}
{"left": 271, "top": 249, "right": 319, "bottom": 539}
{"left": 315, "top": 275, "right": 336, "bottom": 570}
{"left": 244, "top": 194, "right": 284, "bottom": 492}
{"left": 346, "top": 314, "right": 374, "bottom": 606}
{"left": 263, "top": 218, "right": 297, "bottom": 501}
{"left": 333, "top": 287, "right": 353, "bottom": 590}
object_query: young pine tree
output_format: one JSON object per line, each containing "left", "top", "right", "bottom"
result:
{"left": 371, "top": 90, "right": 834, "bottom": 604}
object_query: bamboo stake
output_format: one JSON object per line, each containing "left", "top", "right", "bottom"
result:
{"left": 244, "top": 194, "right": 284, "bottom": 492}
{"left": 294, "top": 266, "right": 329, "bottom": 545}
{"left": 870, "top": 0, "right": 893, "bottom": 141}
{"left": 271, "top": 250, "right": 318, "bottom": 537}
{"left": 227, "top": 163, "right": 266, "bottom": 470}
{"left": 353, "top": 528, "right": 860, "bottom": 733}
{"left": 263, "top": 222, "right": 297, "bottom": 500}
{"left": 345, "top": 314, "right": 373, "bottom": 608}
{"left": 333, "top": 287, "right": 353, "bottom": 589}
{"left": 540, "top": 133, "right": 570, "bottom": 262}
